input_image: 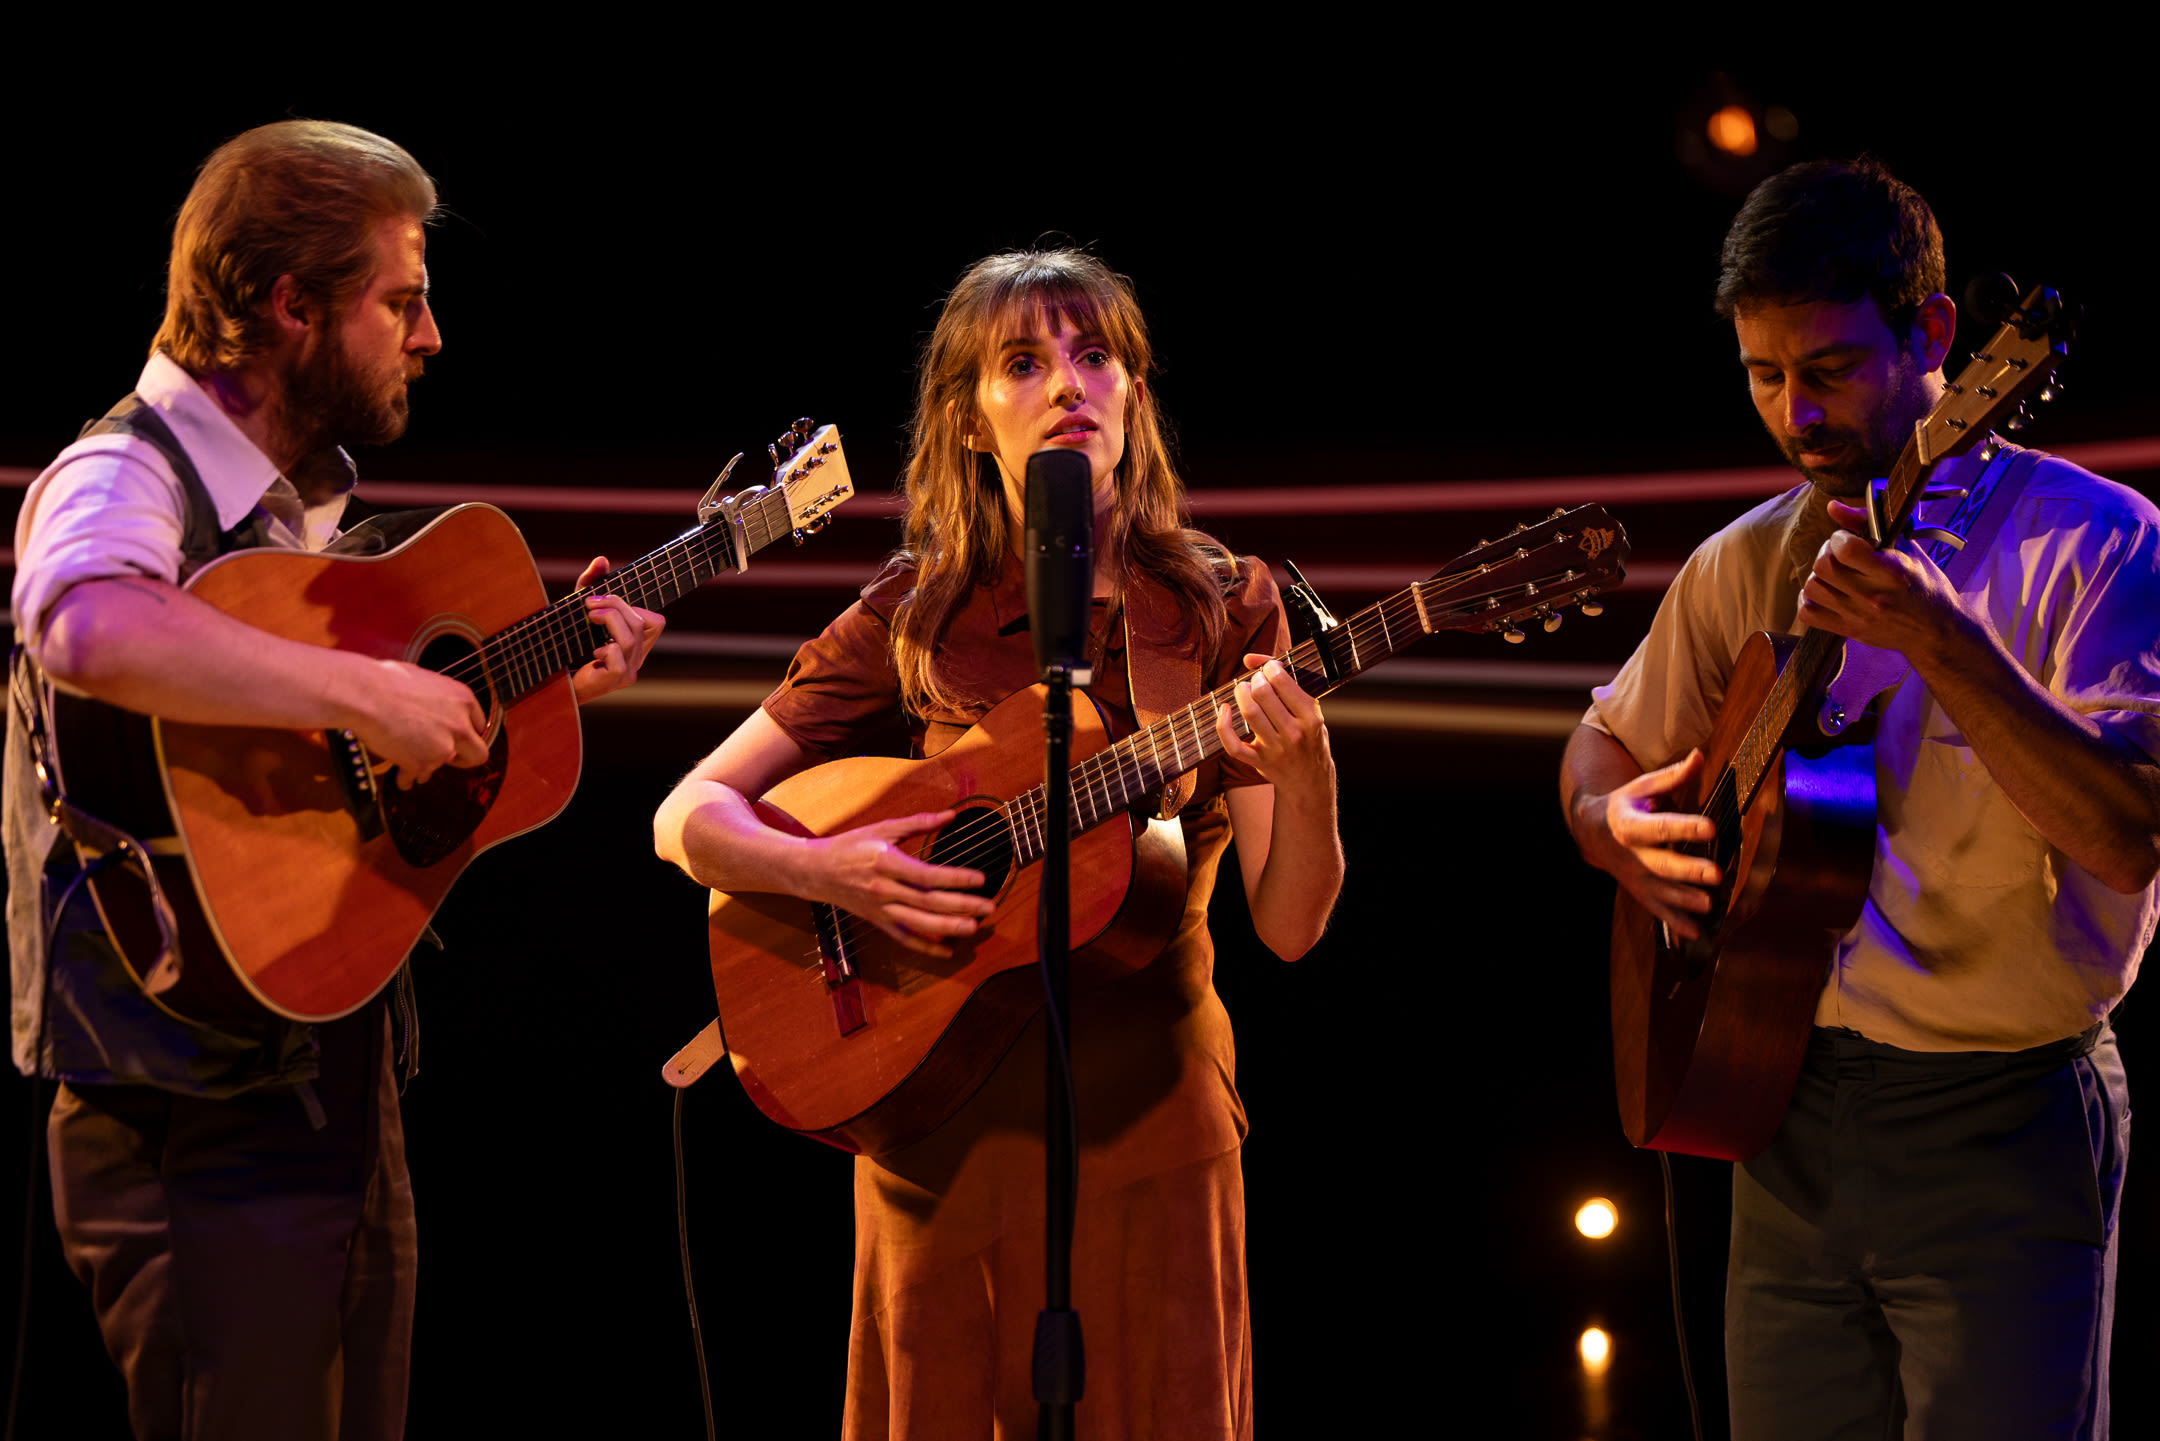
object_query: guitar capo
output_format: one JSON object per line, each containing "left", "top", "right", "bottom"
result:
{"left": 1283, "top": 560, "right": 1347, "bottom": 684}
{"left": 696, "top": 453, "right": 754, "bottom": 575}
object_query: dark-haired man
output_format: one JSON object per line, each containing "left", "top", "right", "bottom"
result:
{"left": 1562, "top": 158, "right": 2160, "bottom": 1437}
{"left": 8, "top": 120, "right": 662, "bottom": 1439}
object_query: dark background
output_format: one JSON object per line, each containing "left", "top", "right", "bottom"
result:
{"left": 1, "top": 50, "right": 2152, "bottom": 1438}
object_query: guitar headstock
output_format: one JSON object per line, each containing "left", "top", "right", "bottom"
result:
{"left": 1412, "top": 505, "right": 1630, "bottom": 642}
{"left": 696, "top": 418, "right": 855, "bottom": 539}
{"left": 1914, "top": 281, "right": 2072, "bottom": 468}
{"left": 771, "top": 419, "right": 854, "bottom": 535}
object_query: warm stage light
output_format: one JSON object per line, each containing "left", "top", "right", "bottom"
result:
{"left": 1707, "top": 105, "right": 1759, "bottom": 157}
{"left": 1575, "top": 1197, "right": 1618, "bottom": 1238}
{"left": 1580, "top": 1326, "right": 1612, "bottom": 1374}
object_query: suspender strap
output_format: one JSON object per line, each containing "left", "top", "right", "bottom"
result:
{"left": 9, "top": 643, "right": 186, "bottom": 993}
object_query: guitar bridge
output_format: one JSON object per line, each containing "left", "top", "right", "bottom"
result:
{"left": 326, "top": 729, "right": 386, "bottom": 842}
{"left": 810, "top": 901, "right": 868, "bottom": 1037}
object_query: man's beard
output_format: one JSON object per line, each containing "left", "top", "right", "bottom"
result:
{"left": 1775, "top": 354, "right": 1933, "bottom": 499}
{"left": 282, "top": 335, "right": 417, "bottom": 456}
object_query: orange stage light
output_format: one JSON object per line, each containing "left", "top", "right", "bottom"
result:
{"left": 1707, "top": 105, "right": 1758, "bottom": 157}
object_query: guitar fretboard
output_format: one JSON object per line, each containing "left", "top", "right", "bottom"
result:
{"left": 998, "top": 577, "right": 1447, "bottom": 867}
{"left": 474, "top": 485, "right": 796, "bottom": 705}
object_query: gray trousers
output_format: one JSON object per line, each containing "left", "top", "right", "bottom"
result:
{"left": 1728, "top": 1023, "right": 2126, "bottom": 1440}
{"left": 48, "top": 1004, "right": 416, "bottom": 1441}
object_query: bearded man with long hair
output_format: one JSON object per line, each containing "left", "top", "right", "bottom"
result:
{"left": 9, "top": 120, "right": 660, "bottom": 1438}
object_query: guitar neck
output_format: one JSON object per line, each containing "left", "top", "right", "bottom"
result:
{"left": 480, "top": 486, "right": 798, "bottom": 705}
{"left": 1003, "top": 581, "right": 1431, "bottom": 868}
{"left": 1722, "top": 440, "right": 1935, "bottom": 809}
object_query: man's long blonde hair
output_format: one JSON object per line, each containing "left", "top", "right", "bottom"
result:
{"left": 153, "top": 120, "right": 437, "bottom": 375}
{"left": 892, "top": 248, "right": 1231, "bottom": 719}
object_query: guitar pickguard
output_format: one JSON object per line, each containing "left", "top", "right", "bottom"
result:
{"left": 379, "top": 723, "right": 510, "bottom": 868}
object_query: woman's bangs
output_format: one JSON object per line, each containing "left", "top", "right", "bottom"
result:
{"left": 978, "top": 271, "right": 1138, "bottom": 370}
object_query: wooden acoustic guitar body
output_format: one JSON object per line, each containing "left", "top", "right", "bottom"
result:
{"left": 1610, "top": 630, "right": 1877, "bottom": 1160}
{"left": 53, "top": 505, "right": 580, "bottom": 1026}
{"left": 708, "top": 682, "right": 1190, "bottom": 1156}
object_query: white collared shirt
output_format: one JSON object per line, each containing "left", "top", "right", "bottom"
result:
{"left": 12, "top": 352, "right": 353, "bottom": 647}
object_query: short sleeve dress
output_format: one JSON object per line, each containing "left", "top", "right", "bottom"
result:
{"left": 762, "top": 543, "right": 1285, "bottom": 1440}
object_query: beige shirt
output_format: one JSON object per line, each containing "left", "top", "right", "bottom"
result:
{"left": 1587, "top": 457, "right": 2160, "bottom": 1051}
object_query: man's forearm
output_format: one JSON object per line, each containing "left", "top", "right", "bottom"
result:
{"left": 1914, "top": 611, "right": 2160, "bottom": 894}
{"left": 37, "top": 576, "right": 376, "bottom": 731}
{"left": 1562, "top": 724, "right": 1646, "bottom": 859}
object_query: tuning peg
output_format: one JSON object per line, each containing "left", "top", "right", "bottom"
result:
{"left": 2055, "top": 300, "right": 2083, "bottom": 346}
{"left": 2038, "top": 379, "right": 2064, "bottom": 403}
{"left": 1579, "top": 599, "right": 1604, "bottom": 617}
{"left": 1965, "top": 272, "right": 2019, "bottom": 330}
{"left": 2015, "top": 286, "right": 2063, "bottom": 339}
{"left": 1503, "top": 624, "right": 1527, "bottom": 644}
{"left": 2005, "top": 408, "right": 2029, "bottom": 432}
{"left": 793, "top": 417, "right": 814, "bottom": 436}
{"left": 1977, "top": 441, "right": 2000, "bottom": 462}
{"left": 1541, "top": 608, "right": 1564, "bottom": 633}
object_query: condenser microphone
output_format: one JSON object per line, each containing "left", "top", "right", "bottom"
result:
{"left": 1024, "top": 448, "right": 1094, "bottom": 683}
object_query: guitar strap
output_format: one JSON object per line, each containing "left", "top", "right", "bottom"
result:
{"left": 1121, "top": 573, "right": 1206, "bottom": 821}
{"left": 1819, "top": 443, "right": 2046, "bottom": 726}
{"left": 8, "top": 645, "right": 186, "bottom": 992}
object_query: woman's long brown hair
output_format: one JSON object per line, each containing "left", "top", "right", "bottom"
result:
{"left": 892, "top": 248, "right": 1231, "bottom": 719}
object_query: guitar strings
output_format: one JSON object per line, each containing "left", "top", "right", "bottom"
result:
{"left": 823, "top": 577, "right": 1535, "bottom": 895}
{"left": 417, "top": 486, "right": 800, "bottom": 700}
{"left": 809, "top": 548, "right": 1616, "bottom": 959}
{"left": 811, "top": 586, "right": 1448, "bottom": 956}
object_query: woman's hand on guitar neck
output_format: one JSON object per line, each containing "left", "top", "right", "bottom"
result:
{"left": 805, "top": 812, "right": 997, "bottom": 959}
{"left": 1565, "top": 735, "right": 1722, "bottom": 941}
{"left": 1215, "top": 654, "right": 1334, "bottom": 800}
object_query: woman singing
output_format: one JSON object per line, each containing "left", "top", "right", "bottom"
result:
{"left": 654, "top": 248, "right": 1342, "bottom": 1438}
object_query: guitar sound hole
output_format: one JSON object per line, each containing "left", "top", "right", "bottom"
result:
{"left": 926, "top": 806, "right": 1012, "bottom": 899}
{"left": 380, "top": 631, "right": 509, "bottom": 868}
{"left": 415, "top": 632, "right": 497, "bottom": 726}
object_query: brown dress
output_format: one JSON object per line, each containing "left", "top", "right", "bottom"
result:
{"left": 762, "top": 546, "right": 1285, "bottom": 1440}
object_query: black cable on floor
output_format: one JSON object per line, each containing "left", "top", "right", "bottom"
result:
{"left": 675, "top": 1087, "right": 717, "bottom": 1441}
{"left": 1659, "top": 1149, "right": 1705, "bottom": 1441}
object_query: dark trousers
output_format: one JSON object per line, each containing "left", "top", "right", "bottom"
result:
{"left": 47, "top": 1005, "right": 416, "bottom": 1441}
{"left": 1727, "top": 1024, "right": 2127, "bottom": 1440}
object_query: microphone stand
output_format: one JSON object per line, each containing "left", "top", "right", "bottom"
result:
{"left": 1033, "top": 653, "right": 1083, "bottom": 1441}
{"left": 1024, "top": 447, "right": 1091, "bottom": 1440}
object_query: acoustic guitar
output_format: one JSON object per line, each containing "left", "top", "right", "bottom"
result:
{"left": 1610, "top": 286, "right": 2076, "bottom": 1160}
{"left": 45, "top": 421, "right": 854, "bottom": 1027}
{"left": 708, "top": 506, "right": 1629, "bottom": 1154}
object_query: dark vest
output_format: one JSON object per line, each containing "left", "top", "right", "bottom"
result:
{"left": 6, "top": 396, "right": 318, "bottom": 1092}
